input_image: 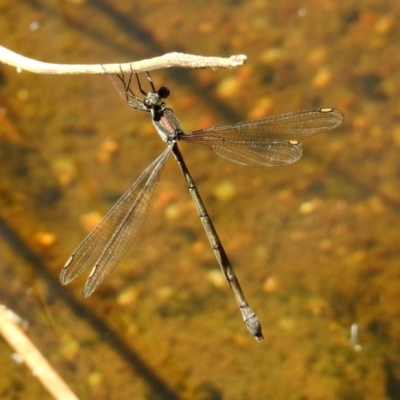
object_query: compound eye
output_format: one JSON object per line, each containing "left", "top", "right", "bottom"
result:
{"left": 158, "top": 86, "right": 170, "bottom": 99}
{"left": 143, "top": 98, "right": 152, "bottom": 108}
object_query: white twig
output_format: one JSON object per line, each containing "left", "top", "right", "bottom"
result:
{"left": 0, "top": 45, "right": 247, "bottom": 75}
{"left": 0, "top": 304, "right": 79, "bottom": 400}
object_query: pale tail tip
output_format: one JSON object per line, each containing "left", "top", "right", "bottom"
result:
{"left": 255, "top": 333, "right": 264, "bottom": 342}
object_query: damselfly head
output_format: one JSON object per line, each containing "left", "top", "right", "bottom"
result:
{"left": 143, "top": 92, "right": 166, "bottom": 109}
{"left": 143, "top": 84, "right": 169, "bottom": 109}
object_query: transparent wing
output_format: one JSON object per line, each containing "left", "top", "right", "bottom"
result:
{"left": 210, "top": 140, "right": 303, "bottom": 166}
{"left": 60, "top": 145, "right": 172, "bottom": 296}
{"left": 182, "top": 108, "right": 344, "bottom": 166}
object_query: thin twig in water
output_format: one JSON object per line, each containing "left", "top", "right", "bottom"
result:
{"left": 0, "top": 45, "right": 247, "bottom": 75}
{"left": 0, "top": 304, "right": 79, "bottom": 400}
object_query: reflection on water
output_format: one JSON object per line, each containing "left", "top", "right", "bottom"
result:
{"left": 1, "top": 0, "right": 400, "bottom": 399}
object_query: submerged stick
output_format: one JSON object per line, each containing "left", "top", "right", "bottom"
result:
{"left": 0, "top": 304, "right": 79, "bottom": 400}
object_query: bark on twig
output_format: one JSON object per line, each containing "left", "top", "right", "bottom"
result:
{"left": 0, "top": 45, "right": 247, "bottom": 75}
